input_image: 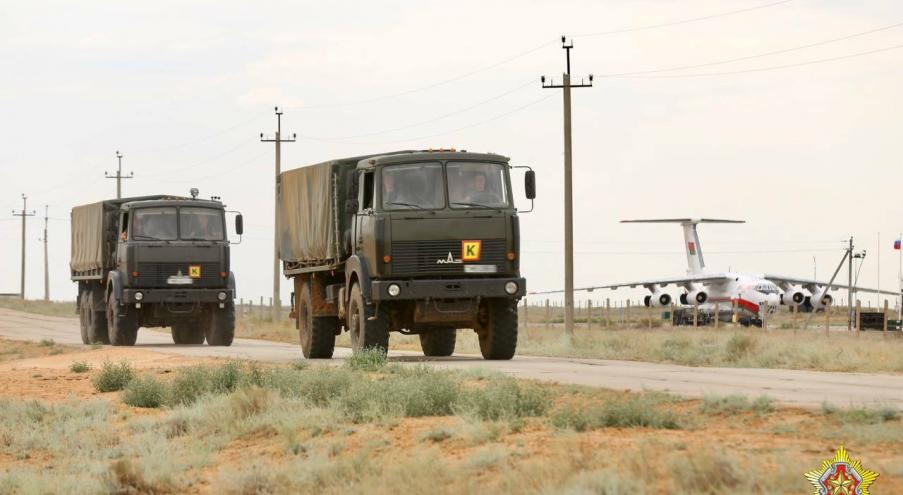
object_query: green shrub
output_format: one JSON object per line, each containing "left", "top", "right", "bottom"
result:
{"left": 39, "top": 339, "right": 55, "bottom": 347}
{"left": 700, "top": 395, "right": 774, "bottom": 416}
{"left": 345, "top": 347, "right": 388, "bottom": 371}
{"left": 338, "top": 367, "right": 460, "bottom": 421}
{"left": 822, "top": 403, "right": 899, "bottom": 424}
{"left": 552, "top": 395, "right": 683, "bottom": 431}
{"left": 69, "top": 361, "right": 91, "bottom": 373}
{"left": 92, "top": 360, "right": 135, "bottom": 392}
{"left": 122, "top": 377, "right": 167, "bottom": 408}
{"left": 461, "top": 379, "right": 550, "bottom": 420}
{"left": 167, "top": 367, "right": 213, "bottom": 406}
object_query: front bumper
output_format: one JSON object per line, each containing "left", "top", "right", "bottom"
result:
{"left": 122, "top": 288, "right": 233, "bottom": 304}
{"left": 371, "top": 278, "right": 526, "bottom": 301}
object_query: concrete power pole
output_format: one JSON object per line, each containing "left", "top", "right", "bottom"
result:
{"left": 104, "top": 151, "right": 133, "bottom": 199}
{"left": 848, "top": 237, "right": 853, "bottom": 331}
{"left": 260, "top": 107, "right": 296, "bottom": 320}
{"left": 39, "top": 205, "right": 49, "bottom": 301}
{"left": 541, "top": 36, "right": 593, "bottom": 338}
{"left": 12, "top": 194, "right": 36, "bottom": 300}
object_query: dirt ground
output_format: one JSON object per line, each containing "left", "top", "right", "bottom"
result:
{"left": 0, "top": 339, "right": 901, "bottom": 494}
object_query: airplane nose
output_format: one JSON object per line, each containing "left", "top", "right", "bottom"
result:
{"left": 766, "top": 294, "right": 780, "bottom": 307}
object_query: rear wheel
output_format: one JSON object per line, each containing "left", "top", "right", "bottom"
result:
{"left": 78, "top": 294, "right": 90, "bottom": 344}
{"left": 419, "top": 327, "right": 457, "bottom": 357}
{"left": 172, "top": 321, "right": 205, "bottom": 345}
{"left": 478, "top": 299, "right": 518, "bottom": 360}
{"left": 85, "top": 288, "right": 109, "bottom": 344}
{"left": 107, "top": 294, "right": 138, "bottom": 346}
{"left": 297, "top": 282, "right": 336, "bottom": 359}
{"left": 348, "top": 283, "right": 389, "bottom": 354}
{"left": 206, "top": 303, "right": 235, "bottom": 346}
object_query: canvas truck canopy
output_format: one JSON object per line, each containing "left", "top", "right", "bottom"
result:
{"left": 70, "top": 201, "right": 106, "bottom": 273}
{"left": 278, "top": 160, "right": 359, "bottom": 265}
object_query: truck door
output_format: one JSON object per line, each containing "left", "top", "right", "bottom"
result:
{"left": 116, "top": 212, "right": 129, "bottom": 274}
{"left": 353, "top": 170, "right": 376, "bottom": 258}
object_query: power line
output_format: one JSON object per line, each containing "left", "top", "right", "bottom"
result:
{"left": 300, "top": 79, "right": 536, "bottom": 141}
{"left": 141, "top": 138, "right": 256, "bottom": 178}
{"left": 612, "top": 41, "right": 903, "bottom": 79}
{"left": 574, "top": 0, "right": 793, "bottom": 38}
{"left": 104, "top": 151, "right": 134, "bottom": 199}
{"left": 596, "top": 21, "right": 903, "bottom": 78}
{"left": 127, "top": 112, "right": 269, "bottom": 154}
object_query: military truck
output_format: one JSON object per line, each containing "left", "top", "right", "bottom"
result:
{"left": 70, "top": 191, "right": 243, "bottom": 346}
{"left": 278, "top": 150, "right": 535, "bottom": 360}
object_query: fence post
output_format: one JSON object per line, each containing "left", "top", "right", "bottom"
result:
{"left": 714, "top": 303, "right": 719, "bottom": 329}
{"left": 523, "top": 298, "right": 529, "bottom": 332}
{"left": 855, "top": 300, "right": 861, "bottom": 335}
{"left": 545, "top": 299, "right": 550, "bottom": 329}
{"left": 883, "top": 299, "right": 888, "bottom": 338}
{"left": 586, "top": 299, "right": 593, "bottom": 331}
{"left": 693, "top": 304, "right": 698, "bottom": 328}
{"left": 761, "top": 303, "right": 767, "bottom": 331}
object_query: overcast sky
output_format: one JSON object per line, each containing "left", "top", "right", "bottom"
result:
{"left": 2, "top": 0, "right": 902, "bottom": 306}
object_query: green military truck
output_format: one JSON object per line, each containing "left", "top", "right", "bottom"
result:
{"left": 70, "top": 192, "right": 243, "bottom": 346}
{"left": 278, "top": 150, "right": 535, "bottom": 360}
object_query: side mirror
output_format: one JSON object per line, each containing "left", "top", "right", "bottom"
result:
{"left": 524, "top": 170, "right": 536, "bottom": 199}
{"left": 235, "top": 214, "right": 244, "bottom": 236}
{"left": 346, "top": 199, "right": 359, "bottom": 213}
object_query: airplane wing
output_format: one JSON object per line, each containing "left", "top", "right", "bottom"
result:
{"left": 529, "top": 274, "right": 732, "bottom": 295}
{"left": 763, "top": 274, "right": 900, "bottom": 296}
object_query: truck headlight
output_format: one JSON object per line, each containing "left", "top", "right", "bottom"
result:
{"left": 504, "top": 281, "right": 518, "bottom": 295}
{"left": 387, "top": 284, "right": 401, "bottom": 297}
{"left": 217, "top": 291, "right": 227, "bottom": 301}
{"left": 134, "top": 291, "right": 144, "bottom": 301}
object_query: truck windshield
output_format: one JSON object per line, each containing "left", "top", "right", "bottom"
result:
{"left": 180, "top": 207, "right": 225, "bottom": 241}
{"left": 382, "top": 163, "right": 445, "bottom": 210}
{"left": 132, "top": 207, "right": 178, "bottom": 241}
{"left": 447, "top": 162, "right": 509, "bottom": 208}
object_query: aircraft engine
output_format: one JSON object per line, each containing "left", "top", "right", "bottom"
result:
{"left": 812, "top": 292, "right": 833, "bottom": 306}
{"left": 684, "top": 289, "right": 707, "bottom": 305}
{"left": 644, "top": 289, "right": 672, "bottom": 307}
{"left": 781, "top": 286, "right": 805, "bottom": 306}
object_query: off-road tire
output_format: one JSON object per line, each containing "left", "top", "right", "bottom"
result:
{"left": 206, "top": 303, "right": 235, "bottom": 346}
{"left": 419, "top": 327, "right": 457, "bottom": 357}
{"left": 81, "top": 288, "right": 109, "bottom": 345}
{"left": 348, "top": 283, "right": 389, "bottom": 354}
{"left": 479, "top": 299, "right": 518, "bottom": 360}
{"left": 78, "top": 294, "right": 90, "bottom": 344}
{"left": 107, "top": 294, "right": 138, "bottom": 346}
{"left": 172, "top": 322, "right": 205, "bottom": 345}
{"left": 297, "top": 282, "right": 337, "bottom": 359}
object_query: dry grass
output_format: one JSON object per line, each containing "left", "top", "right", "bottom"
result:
{"left": 0, "top": 298, "right": 75, "bottom": 318}
{"left": 1, "top": 355, "right": 902, "bottom": 494}
{"left": 0, "top": 338, "right": 77, "bottom": 363}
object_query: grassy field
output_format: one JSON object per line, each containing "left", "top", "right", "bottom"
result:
{"left": 0, "top": 346, "right": 901, "bottom": 494}
{"left": 0, "top": 298, "right": 75, "bottom": 318}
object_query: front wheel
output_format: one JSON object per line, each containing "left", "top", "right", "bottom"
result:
{"left": 297, "top": 282, "right": 337, "bottom": 359}
{"left": 206, "top": 303, "right": 235, "bottom": 346}
{"left": 107, "top": 294, "right": 138, "bottom": 346}
{"left": 348, "top": 283, "right": 389, "bottom": 354}
{"left": 478, "top": 299, "right": 518, "bottom": 360}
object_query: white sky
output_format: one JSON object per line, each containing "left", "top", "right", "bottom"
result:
{"left": 2, "top": 0, "right": 902, "bottom": 306}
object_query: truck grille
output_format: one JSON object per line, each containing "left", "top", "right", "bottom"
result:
{"left": 135, "top": 262, "right": 223, "bottom": 287}
{"left": 391, "top": 239, "right": 507, "bottom": 276}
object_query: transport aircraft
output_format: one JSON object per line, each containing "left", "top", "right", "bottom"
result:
{"left": 535, "top": 219, "right": 897, "bottom": 316}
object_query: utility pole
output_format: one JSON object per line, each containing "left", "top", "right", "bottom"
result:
{"left": 12, "top": 194, "right": 35, "bottom": 300}
{"left": 541, "top": 36, "right": 592, "bottom": 338}
{"left": 848, "top": 237, "right": 853, "bottom": 331}
{"left": 104, "top": 150, "right": 133, "bottom": 199}
{"left": 38, "top": 205, "right": 49, "bottom": 301}
{"left": 260, "top": 107, "right": 296, "bottom": 320}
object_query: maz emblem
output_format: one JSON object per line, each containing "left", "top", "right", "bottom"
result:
{"left": 436, "top": 252, "right": 462, "bottom": 264}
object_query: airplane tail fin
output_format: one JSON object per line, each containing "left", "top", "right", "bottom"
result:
{"left": 620, "top": 218, "right": 745, "bottom": 275}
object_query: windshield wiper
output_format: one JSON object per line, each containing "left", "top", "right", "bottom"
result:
{"left": 132, "top": 234, "right": 167, "bottom": 241}
{"left": 451, "top": 201, "right": 497, "bottom": 208}
{"left": 387, "top": 201, "right": 425, "bottom": 210}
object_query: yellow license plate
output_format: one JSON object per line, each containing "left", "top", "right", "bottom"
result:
{"left": 461, "top": 240, "right": 482, "bottom": 262}
{"left": 188, "top": 265, "right": 201, "bottom": 278}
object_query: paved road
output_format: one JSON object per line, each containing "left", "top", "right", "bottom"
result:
{"left": 1, "top": 308, "right": 901, "bottom": 408}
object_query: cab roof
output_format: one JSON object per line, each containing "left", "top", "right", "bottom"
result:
{"left": 121, "top": 197, "right": 223, "bottom": 210}
{"left": 356, "top": 150, "right": 510, "bottom": 169}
